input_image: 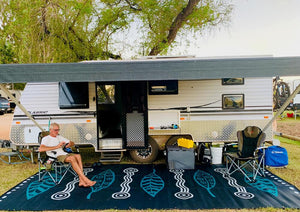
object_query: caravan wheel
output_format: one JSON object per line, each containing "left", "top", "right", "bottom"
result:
{"left": 129, "top": 137, "right": 159, "bottom": 163}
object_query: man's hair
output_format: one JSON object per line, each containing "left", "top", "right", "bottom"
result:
{"left": 49, "top": 122, "right": 60, "bottom": 130}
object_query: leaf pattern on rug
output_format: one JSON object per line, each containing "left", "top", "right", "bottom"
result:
{"left": 244, "top": 173, "right": 278, "bottom": 197}
{"left": 26, "top": 175, "right": 57, "bottom": 200}
{"left": 193, "top": 170, "right": 216, "bottom": 197}
{"left": 87, "top": 169, "right": 115, "bottom": 199}
{"left": 140, "top": 169, "right": 164, "bottom": 197}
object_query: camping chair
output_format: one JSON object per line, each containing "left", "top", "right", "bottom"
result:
{"left": 225, "top": 126, "right": 267, "bottom": 182}
{"left": 38, "top": 146, "right": 78, "bottom": 185}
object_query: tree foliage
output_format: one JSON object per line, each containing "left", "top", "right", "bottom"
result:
{"left": 0, "top": 39, "right": 17, "bottom": 64}
{"left": 0, "top": 0, "right": 232, "bottom": 63}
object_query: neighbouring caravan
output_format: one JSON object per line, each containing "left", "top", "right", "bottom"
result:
{"left": 10, "top": 78, "right": 273, "bottom": 163}
{"left": 292, "top": 79, "right": 300, "bottom": 109}
{"left": 279, "top": 77, "right": 300, "bottom": 110}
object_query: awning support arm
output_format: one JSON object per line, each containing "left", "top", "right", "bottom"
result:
{"left": 263, "top": 83, "right": 300, "bottom": 132}
{"left": 0, "top": 84, "right": 45, "bottom": 132}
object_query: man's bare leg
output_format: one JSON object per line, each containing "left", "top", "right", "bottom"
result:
{"left": 65, "top": 156, "right": 96, "bottom": 187}
{"left": 74, "top": 154, "right": 84, "bottom": 172}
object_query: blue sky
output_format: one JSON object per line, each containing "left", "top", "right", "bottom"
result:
{"left": 177, "top": 0, "right": 300, "bottom": 58}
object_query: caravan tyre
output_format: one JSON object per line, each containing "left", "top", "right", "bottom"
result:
{"left": 129, "top": 137, "right": 159, "bottom": 163}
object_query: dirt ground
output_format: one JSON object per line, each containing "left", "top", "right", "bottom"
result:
{"left": 0, "top": 113, "right": 13, "bottom": 140}
{"left": 276, "top": 119, "right": 300, "bottom": 137}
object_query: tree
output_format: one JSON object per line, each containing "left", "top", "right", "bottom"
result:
{"left": 0, "top": 42, "right": 17, "bottom": 64}
{"left": 134, "top": 0, "right": 232, "bottom": 56}
{"left": 0, "top": 0, "right": 232, "bottom": 63}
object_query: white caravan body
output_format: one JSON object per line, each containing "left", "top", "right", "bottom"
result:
{"left": 11, "top": 82, "right": 97, "bottom": 147}
{"left": 11, "top": 78, "right": 273, "bottom": 151}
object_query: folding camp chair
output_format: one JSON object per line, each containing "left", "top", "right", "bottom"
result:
{"left": 225, "top": 126, "right": 267, "bottom": 182}
{"left": 38, "top": 150, "right": 77, "bottom": 185}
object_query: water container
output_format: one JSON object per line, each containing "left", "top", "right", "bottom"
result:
{"left": 210, "top": 147, "right": 223, "bottom": 164}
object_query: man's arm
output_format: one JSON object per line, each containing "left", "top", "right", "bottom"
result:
{"left": 65, "top": 141, "right": 75, "bottom": 148}
{"left": 39, "top": 142, "right": 66, "bottom": 152}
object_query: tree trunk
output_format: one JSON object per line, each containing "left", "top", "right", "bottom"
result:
{"left": 149, "top": 0, "right": 200, "bottom": 56}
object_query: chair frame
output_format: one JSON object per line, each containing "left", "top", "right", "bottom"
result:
{"left": 225, "top": 126, "right": 267, "bottom": 182}
{"left": 38, "top": 152, "right": 77, "bottom": 185}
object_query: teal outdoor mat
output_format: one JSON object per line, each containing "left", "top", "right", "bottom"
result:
{"left": 0, "top": 164, "right": 299, "bottom": 210}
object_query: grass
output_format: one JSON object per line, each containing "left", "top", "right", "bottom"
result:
{"left": 275, "top": 110, "right": 300, "bottom": 122}
{"left": 268, "top": 137, "right": 300, "bottom": 189}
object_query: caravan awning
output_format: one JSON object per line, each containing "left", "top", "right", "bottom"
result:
{"left": 1, "top": 56, "right": 300, "bottom": 83}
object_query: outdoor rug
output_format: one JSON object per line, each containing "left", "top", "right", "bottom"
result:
{"left": 0, "top": 164, "right": 299, "bottom": 210}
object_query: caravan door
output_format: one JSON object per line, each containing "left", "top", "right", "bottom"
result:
{"left": 96, "top": 82, "right": 148, "bottom": 150}
{"left": 96, "top": 83, "right": 123, "bottom": 150}
{"left": 122, "top": 81, "right": 148, "bottom": 149}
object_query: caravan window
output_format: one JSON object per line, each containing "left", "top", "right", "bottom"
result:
{"left": 222, "top": 94, "right": 244, "bottom": 109}
{"left": 222, "top": 78, "right": 244, "bottom": 85}
{"left": 59, "top": 82, "right": 89, "bottom": 109}
{"left": 149, "top": 80, "right": 178, "bottom": 95}
{"left": 97, "top": 85, "right": 115, "bottom": 104}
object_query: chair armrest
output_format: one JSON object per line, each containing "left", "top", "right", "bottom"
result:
{"left": 223, "top": 142, "right": 238, "bottom": 153}
{"left": 38, "top": 151, "right": 57, "bottom": 164}
{"left": 224, "top": 142, "right": 238, "bottom": 147}
{"left": 257, "top": 146, "right": 268, "bottom": 150}
{"left": 254, "top": 146, "right": 268, "bottom": 156}
{"left": 72, "top": 145, "right": 80, "bottom": 153}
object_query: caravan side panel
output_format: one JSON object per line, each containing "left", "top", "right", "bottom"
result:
{"left": 148, "top": 78, "right": 273, "bottom": 142}
{"left": 10, "top": 82, "right": 97, "bottom": 147}
{"left": 149, "top": 78, "right": 272, "bottom": 110}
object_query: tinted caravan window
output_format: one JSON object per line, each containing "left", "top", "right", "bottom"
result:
{"left": 149, "top": 80, "right": 178, "bottom": 95}
{"left": 59, "top": 82, "right": 89, "bottom": 109}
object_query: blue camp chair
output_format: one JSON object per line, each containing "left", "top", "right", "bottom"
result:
{"left": 225, "top": 126, "right": 267, "bottom": 182}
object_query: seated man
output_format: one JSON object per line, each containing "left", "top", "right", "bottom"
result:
{"left": 39, "top": 122, "right": 96, "bottom": 187}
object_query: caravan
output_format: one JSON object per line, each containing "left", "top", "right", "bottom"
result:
{"left": 3, "top": 56, "right": 300, "bottom": 163}
{"left": 11, "top": 78, "right": 273, "bottom": 163}
{"left": 292, "top": 79, "right": 300, "bottom": 110}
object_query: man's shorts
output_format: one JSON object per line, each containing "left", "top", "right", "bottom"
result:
{"left": 57, "top": 153, "right": 76, "bottom": 163}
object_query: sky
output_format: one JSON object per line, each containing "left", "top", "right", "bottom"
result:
{"left": 172, "top": 0, "right": 300, "bottom": 58}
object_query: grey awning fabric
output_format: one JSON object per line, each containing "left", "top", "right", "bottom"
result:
{"left": 0, "top": 56, "right": 300, "bottom": 83}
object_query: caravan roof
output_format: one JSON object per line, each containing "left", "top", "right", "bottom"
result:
{"left": 1, "top": 56, "right": 300, "bottom": 83}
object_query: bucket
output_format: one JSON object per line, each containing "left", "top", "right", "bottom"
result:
{"left": 210, "top": 147, "right": 223, "bottom": 164}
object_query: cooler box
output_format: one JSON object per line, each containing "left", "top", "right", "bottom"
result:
{"left": 167, "top": 146, "right": 195, "bottom": 170}
{"left": 265, "top": 146, "right": 288, "bottom": 167}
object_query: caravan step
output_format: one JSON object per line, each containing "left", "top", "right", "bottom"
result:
{"left": 100, "top": 151, "right": 123, "bottom": 163}
{"left": 99, "top": 138, "right": 123, "bottom": 149}
{"left": 97, "top": 149, "right": 126, "bottom": 152}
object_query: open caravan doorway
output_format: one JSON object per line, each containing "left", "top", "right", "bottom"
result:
{"left": 96, "top": 82, "right": 154, "bottom": 162}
